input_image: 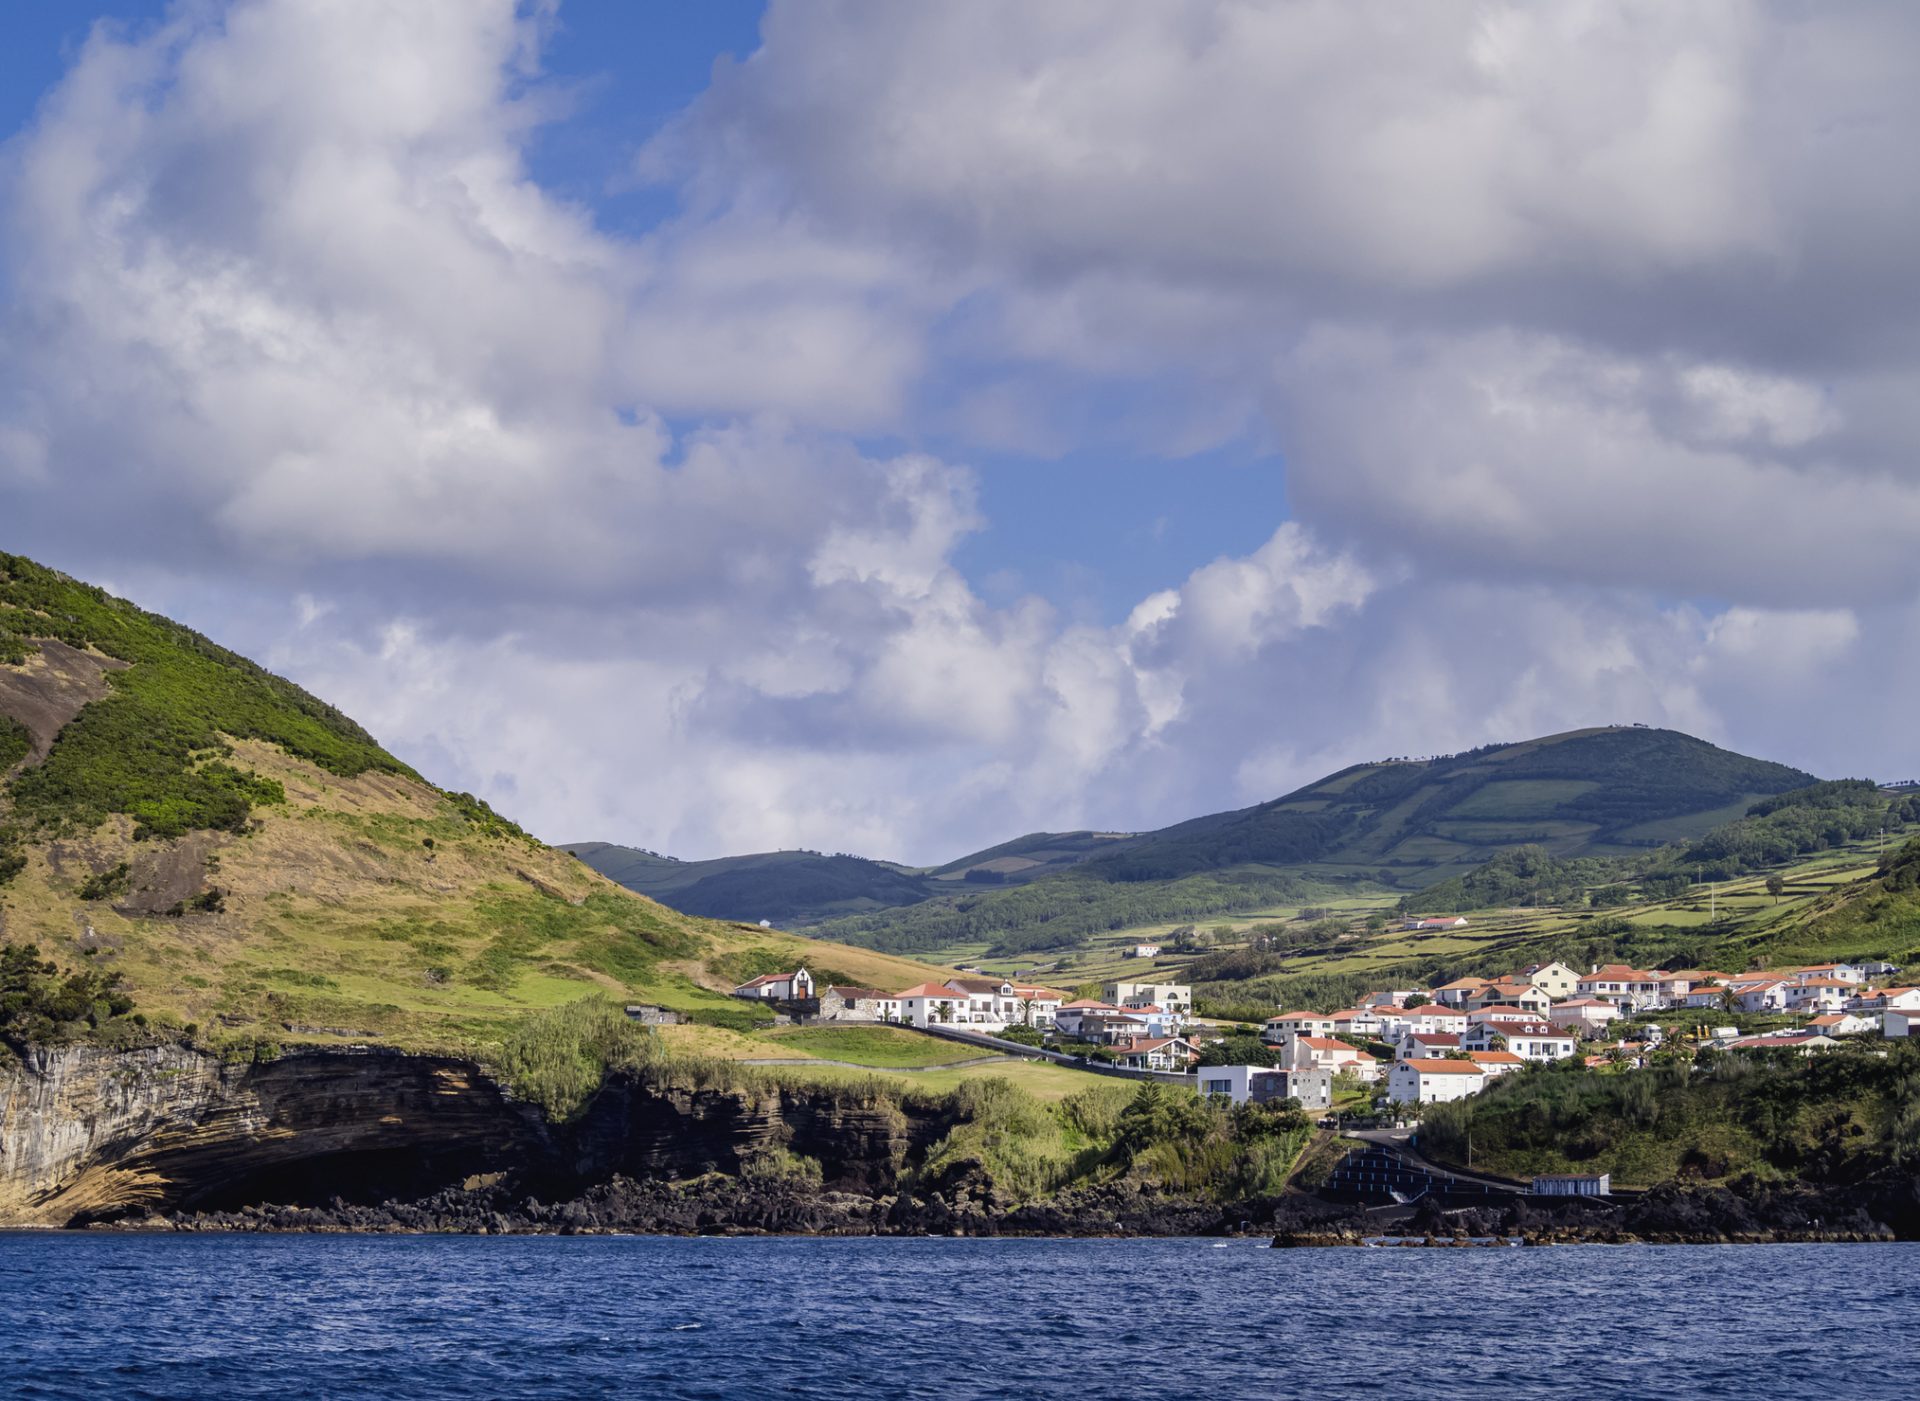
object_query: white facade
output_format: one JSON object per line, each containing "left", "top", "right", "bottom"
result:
{"left": 1887, "top": 1009, "right": 1919, "bottom": 1039}
{"left": 1524, "top": 962, "right": 1582, "bottom": 1000}
{"left": 1109, "top": 981, "right": 1193, "bottom": 1017}
{"left": 1386, "top": 1060, "right": 1486, "bottom": 1104}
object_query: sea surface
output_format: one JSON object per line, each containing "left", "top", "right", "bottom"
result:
{"left": 2, "top": 1233, "right": 1914, "bottom": 1400}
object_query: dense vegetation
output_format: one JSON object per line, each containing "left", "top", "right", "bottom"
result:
{"left": 1401, "top": 844, "right": 1638, "bottom": 913}
{"left": 1, "top": 943, "right": 143, "bottom": 1048}
{"left": 0, "top": 552, "right": 409, "bottom": 839}
{"left": 1656, "top": 780, "right": 1910, "bottom": 880}
{"left": 819, "top": 868, "right": 1323, "bottom": 956}
{"left": 1420, "top": 1042, "right": 1920, "bottom": 1186}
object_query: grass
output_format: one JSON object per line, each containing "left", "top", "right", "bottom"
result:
{"left": 0, "top": 737, "right": 958, "bottom": 1056}
{"left": 759, "top": 1025, "right": 983, "bottom": 1067}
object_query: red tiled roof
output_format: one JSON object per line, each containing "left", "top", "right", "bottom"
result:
{"left": 1401, "top": 1061, "right": 1486, "bottom": 1075}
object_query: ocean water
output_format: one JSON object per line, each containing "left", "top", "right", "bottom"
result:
{"left": 2, "top": 1234, "right": 1914, "bottom": 1400}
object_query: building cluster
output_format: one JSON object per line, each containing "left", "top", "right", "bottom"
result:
{"left": 731, "top": 967, "right": 1202, "bottom": 1071}
{"left": 731, "top": 945, "right": 1917, "bottom": 1112}
{"left": 1229, "top": 953, "right": 1916, "bottom": 1107}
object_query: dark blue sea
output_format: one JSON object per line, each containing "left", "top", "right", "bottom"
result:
{"left": 2, "top": 1234, "right": 1914, "bottom": 1400}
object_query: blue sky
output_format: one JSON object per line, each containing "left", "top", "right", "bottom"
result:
{"left": 3, "top": 1, "right": 1918, "bottom": 861}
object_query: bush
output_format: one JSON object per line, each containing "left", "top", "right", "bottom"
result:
{"left": 1, "top": 943, "right": 140, "bottom": 1047}
{"left": 494, "top": 996, "right": 658, "bottom": 1120}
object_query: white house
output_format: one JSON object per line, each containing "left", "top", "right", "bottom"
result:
{"left": 1547, "top": 998, "right": 1623, "bottom": 1037}
{"left": 1387, "top": 1059, "right": 1487, "bottom": 1104}
{"left": 1807, "top": 1012, "right": 1877, "bottom": 1038}
{"left": 1523, "top": 961, "right": 1582, "bottom": 1000}
{"left": 1794, "top": 963, "right": 1866, "bottom": 985}
{"left": 895, "top": 982, "right": 980, "bottom": 1028}
{"left": 1431, "top": 977, "right": 1491, "bottom": 1008}
{"left": 1462, "top": 1021, "right": 1576, "bottom": 1061}
{"left": 1109, "top": 981, "right": 1193, "bottom": 1017}
{"left": 1577, "top": 965, "right": 1667, "bottom": 1010}
{"left": 1403, "top": 916, "right": 1470, "bottom": 932}
{"left": 1732, "top": 980, "right": 1792, "bottom": 1014}
{"left": 1009, "top": 984, "right": 1068, "bottom": 1028}
{"left": 1784, "top": 979, "right": 1854, "bottom": 1014}
{"left": 1287, "top": 1036, "right": 1381, "bottom": 1082}
{"left": 1886, "top": 1009, "right": 1920, "bottom": 1039}
{"left": 1466, "top": 1050, "right": 1526, "bottom": 1078}
{"left": 1128, "top": 944, "right": 1162, "bottom": 959}
{"left": 1471, "top": 981, "right": 1553, "bottom": 1015}
{"left": 1396, "top": 1032, "right": 1463, "bottom": 1061}
{"left": 1262, "top": 1011, "right": 1337, "bottom": 1043}
{"left": 1111, "top": 1036, "right": 1200, "bottom": 1072}
{"left": 733, "top": 967, "right": 815, "bottom": 1001}
{"left": 1196, "top": 1064, "right": 1333, "bottom": 1110}
{"left": 1402, "top": 1005, "right": 1469, "bottom": 1035}
{"left": 1682, "top": 985, "right": 1729, "bottom": 1010}
{"left": 1329, "top": 1007, "right": 1386, "bottom": 1039}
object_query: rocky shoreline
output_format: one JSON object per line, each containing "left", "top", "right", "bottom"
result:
{"left": 86, "top": 1170, "right": 1920, "bottom": 1246}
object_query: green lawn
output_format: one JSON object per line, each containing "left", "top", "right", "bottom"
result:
{"left": 760, "top": 1025, "right": 985, "bottom": 1068}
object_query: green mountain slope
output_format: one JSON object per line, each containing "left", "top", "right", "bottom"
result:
{"left": 804, "top": 727, "right": 1816, "bottom": 957}
{"left": 0, "top": 552, "right": 947, "bottom": 1052}
{"left": 561, "top": 843, "right": 937, "bottom": 925}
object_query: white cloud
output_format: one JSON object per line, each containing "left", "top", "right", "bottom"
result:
{"left": 8, "top": 0, "right": 1920, "bottom": 865}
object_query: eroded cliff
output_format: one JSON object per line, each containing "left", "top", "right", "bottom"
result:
{"left": 0, "top": 1045, "right": 950, "bottom": 1227}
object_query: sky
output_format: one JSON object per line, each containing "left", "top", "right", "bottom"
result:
{"left": 4, "top": 0, "right": 1920, "bottom": 865}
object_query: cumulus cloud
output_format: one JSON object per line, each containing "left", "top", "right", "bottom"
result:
{"left": 6, "top": 0, "right": 1920, "bottom": 862}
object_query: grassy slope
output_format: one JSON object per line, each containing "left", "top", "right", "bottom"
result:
{"left": 0, "top": 552, "right": 954, "bottom": 1055}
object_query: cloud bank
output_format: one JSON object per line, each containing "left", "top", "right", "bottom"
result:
{"left": 5, "top": 0, "right": 1920, "bottom": 862}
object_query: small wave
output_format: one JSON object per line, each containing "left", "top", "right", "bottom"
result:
{"left": 671, "top": 1323, "right": 702, "bottom": 1331}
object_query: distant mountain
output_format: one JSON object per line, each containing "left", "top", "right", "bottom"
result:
{"left": 560, "top": 844, "right": 937, "bottom": 926}
{"left": 575, "top": 726, "right": 1818, "bottom": 958}
{"left": 563, "top": 828, "right": 1148, "bottom": 930}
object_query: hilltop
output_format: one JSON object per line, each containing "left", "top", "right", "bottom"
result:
{"left": 580, "top": 726, "right": 1813, "bottom": 961}
{"left": 0, "top": 552, "right": 943, "bottom": 1054}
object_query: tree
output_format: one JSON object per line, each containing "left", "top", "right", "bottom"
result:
{"left": 1765, "top": 874, "right": 1786, "bottom": 904}
{"left": 1404, "top": 994, "right": 1430, "bottom": 1009}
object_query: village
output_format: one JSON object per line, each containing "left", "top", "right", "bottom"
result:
{"left": 731, "top": 927, "right": 1919, "bottom": 1114}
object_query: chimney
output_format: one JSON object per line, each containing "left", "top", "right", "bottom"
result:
{"left": 1591, "top": 964, "right": 1599, "bottom": 975}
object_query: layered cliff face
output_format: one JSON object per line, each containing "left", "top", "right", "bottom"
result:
{"left": 0, "top": 1046, "right": 945, "bottom": 1227}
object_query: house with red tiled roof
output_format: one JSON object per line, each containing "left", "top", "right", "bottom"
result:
{"left": 1807, "top": 1012, "right": 1876, "bottom": 1037}
{"left": 1110, "top": 1036, "right": 1200, "bottom": 1072}
{"left": 1431, "top": 976, "right": 1491, "bottom": 1008}
{"left": 1262, "top": 1011, "right": 1336, "bottom": 1043}
{"left": 1462, "top": 1020, "right": 1577, "bottom": 1062}
{"left": 1465, "top": 1049, "right": 1526, "bottom": 1077}
{"left": 1547, "top": 997, "right": 1623, "bottom": 1036}
{"left": 1395, "top": 1031, "right": 1462, "bottom": 1062}
{"left": 1286, "top": 1035, "right": 1380, "bottom": 1081}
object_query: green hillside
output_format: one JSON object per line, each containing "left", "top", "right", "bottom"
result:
{"left": 0, "top": 552, "right": 951, "bottom": 1056}
{"left": 1176, "top": 786, "right": 1920, "bottom": 1021}
{"left": 562, "top": 842, "right": 936, "bottom": 925}
{"left": 807, "top": 727, "right": 1815, "bottom": 959}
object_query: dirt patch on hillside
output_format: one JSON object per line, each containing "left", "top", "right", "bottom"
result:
{"left": 0, "top": 639, "right": 129, "bottom": 772}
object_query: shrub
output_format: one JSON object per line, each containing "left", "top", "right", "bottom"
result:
{"left": 494, "top": 996, "right": 658, "bottom": 1120}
